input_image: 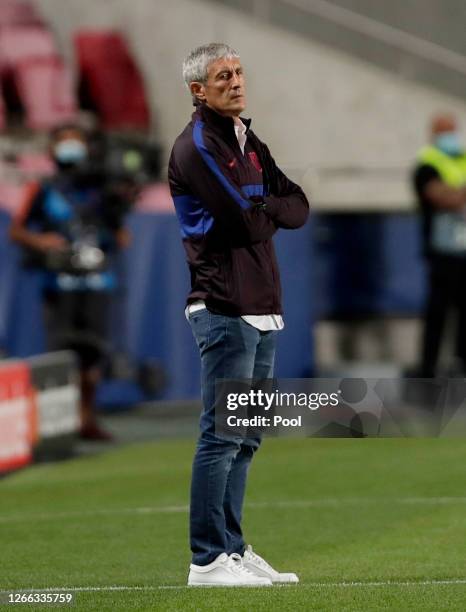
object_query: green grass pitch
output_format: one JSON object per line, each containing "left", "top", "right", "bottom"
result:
{"left": 2, "top": 437, "right": 466, "bottom": 611}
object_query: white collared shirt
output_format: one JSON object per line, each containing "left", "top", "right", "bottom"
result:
{"left": 234, "top": 116, "right": 247, "bottom": 155}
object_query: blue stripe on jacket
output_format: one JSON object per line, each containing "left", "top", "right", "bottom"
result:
{"left": 242, "top": 184, "right": 264, "bottom": 198}
{"left": 193, "top": 120, "right": 251, "bottom": 211}
{"left": 173, "top": 194, "right": 214, "bottom": 238}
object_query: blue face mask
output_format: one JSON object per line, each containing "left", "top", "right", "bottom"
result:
{"left": 435, "top": 132, "right": 463, "bottom": 156}
{"left": 53, "top": 139, "right": 88, "bottom": 165}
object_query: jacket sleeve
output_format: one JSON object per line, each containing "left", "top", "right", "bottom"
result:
{"left": 169, "top": 136, "right": 278, "bottom": 245}
{"left": 259, "top": 140, "right": 310, "bottom": 229}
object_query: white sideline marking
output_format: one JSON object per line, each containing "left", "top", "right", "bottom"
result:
{"left": 2, "top": 497, "right": 466, "bottom": 524}
{"left": 6, "top": 579, "right": 466, "bottom": 592}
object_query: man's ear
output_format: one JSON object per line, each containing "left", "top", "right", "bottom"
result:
{"left": 190, "top": 82, "right": 206, "bottom": 103}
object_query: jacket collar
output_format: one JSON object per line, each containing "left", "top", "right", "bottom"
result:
{"left": 193, "top": 103, "right": 252, "bottom": 136}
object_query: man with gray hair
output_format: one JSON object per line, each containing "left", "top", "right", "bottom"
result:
{"left": 169, "top": 43, "right": 309, "bottom": 586}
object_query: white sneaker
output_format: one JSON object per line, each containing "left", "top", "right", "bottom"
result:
{"left": 188, "top": 552, "right": 272, "bottom": 587}
{"left": 242, "top": 545, "right": 299, "bottom": 584}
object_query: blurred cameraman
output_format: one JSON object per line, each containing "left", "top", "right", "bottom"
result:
{"left": 9, "top": 123, "right": 132, "bottom": 440}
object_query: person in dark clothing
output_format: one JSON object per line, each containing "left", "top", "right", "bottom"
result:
{"left": 169, "top": 43, "right": 309, "bottom": 586}
{"left": 9, "top": 124, "right": 131, "bottom": 440}
{"left": 413, "top": 113, "right": 466, "bottom": 377}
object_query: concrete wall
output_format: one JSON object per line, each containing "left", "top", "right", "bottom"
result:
{"left": 33, "top": 0, "right": 466, "bottom": 186}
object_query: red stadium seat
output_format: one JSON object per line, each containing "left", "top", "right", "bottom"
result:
{"left": 0, "top": 22, "right": 77, "bottom": 130}
{"left": 0, "top": 25, "right": 56, "bottom": 64}
{"left": 14, "top": 56, "right": 76, "bottom": 129}
{"left": 0, "top": 2, "right": 77, "bottom": 130}
{"left": 75, "top": 31, "right": 150, "bottom": 130}
{"left": 0, "top": 0, "right": 42, "bottom": 27}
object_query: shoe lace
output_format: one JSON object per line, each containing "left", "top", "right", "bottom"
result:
{"left": 228, "top": 553, "right": 257, "bottom": 576}
{"left": 245, "top": 546, "right": 274, "bottom": 571}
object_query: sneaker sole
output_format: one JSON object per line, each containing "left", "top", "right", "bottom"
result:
{"left": 188, "top": 581, "right": 272, "bottom": 587}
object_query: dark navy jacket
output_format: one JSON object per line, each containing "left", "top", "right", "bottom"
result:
{"left": 168, "top": 104, "right": 309, "bottom": 316}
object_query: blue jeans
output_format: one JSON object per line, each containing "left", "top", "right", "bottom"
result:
{"left": 188, "top": 309, "right": 277, "bottom": 566}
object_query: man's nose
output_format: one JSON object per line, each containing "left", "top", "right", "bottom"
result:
{"left": 231, "top": 73, "right": 242, "bottom": 88}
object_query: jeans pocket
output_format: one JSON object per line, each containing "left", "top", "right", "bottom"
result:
{"left": 188, "top": 306, "right": 207, "bottom": 320}
{"left": 189, "top": 308, "right": 211, "bottom": 352}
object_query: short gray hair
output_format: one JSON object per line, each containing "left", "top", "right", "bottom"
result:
{"left": 182, "top": 43, "right": 240, "bottom": 90}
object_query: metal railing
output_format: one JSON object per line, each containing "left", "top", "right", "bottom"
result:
{"left": 280, "top": 0, "right": 466, "bottom": 76}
